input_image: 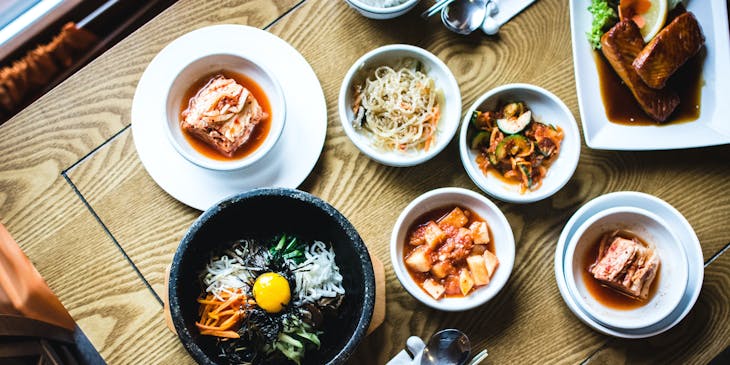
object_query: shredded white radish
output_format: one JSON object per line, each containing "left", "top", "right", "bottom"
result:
{"left": 201, "top": 239, "right": 344, "bottom": 304}
{"left": 202, "top": 255, "right": 256, "bottom": 301}
{"left": 290, "top": 241, "right": 345, "bottom": 305}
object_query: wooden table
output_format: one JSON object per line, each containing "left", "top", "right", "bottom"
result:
{"left": 1, "top": 0, "right": 728, "bottom": 363}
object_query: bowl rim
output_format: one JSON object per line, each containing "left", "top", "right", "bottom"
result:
{"left": 168, "top": 187, "right": 375, "bottom": 364}
{"left": 164, "top": 52, "right": 287, "bottom": 172}
{"left": 345, "top": 0, "right": 419, "bottom": 13}
{"left": 338, "top": 44, "right": 462, "bottom": 167}
{"left": 458, "top": 83, "right": 581, "bottom": 203}
{"left": 563, "top": 205, "right": 689, "bottom": 330}
{"left": 553, "top": 191, "right": 704, "bottom": 338}
{"left": 389, "top": 187, "right": 515, "bottom": 311}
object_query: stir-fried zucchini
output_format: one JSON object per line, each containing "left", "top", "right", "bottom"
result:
{"left": 518, "top": 164, "right": 533, "bottom": 188}
{"left": 487, "top": 152, "right": 499, "bottom": 166}
{"left": 495, "top": 135, "right": 531, "bottom": 161}
{"left": 470, "top": 131, "right": 491, "bottom": 149}
{"left": 502, "top": 102, "right": 526, "bottom": 118}
{"left": 496, "top": 110, "right": 532, "bottom": 135}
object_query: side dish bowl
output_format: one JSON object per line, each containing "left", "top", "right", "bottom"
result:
{"left": 564, "top": 206, "right": 688, "bottom": 330}
{"left": 344, "top": 0, "right": 420, "bottom": 19}
{"left": 168, "top": 188, "right": 375, "bottom": 365}
{"left": 390, "top": 187, "right": 515, "bottom": 311}
{"left": 165, "top": 53, "right": 286, "bottom": 171}
{"left": 459, "top": 83, "right": 581, "bottom": 203}
{"left": 339, "top": 44, "right": 462, "bottom": 167}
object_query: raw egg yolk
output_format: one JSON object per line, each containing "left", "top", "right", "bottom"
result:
{"left": 252, "top": 272, "right": 291, "bottom": 313}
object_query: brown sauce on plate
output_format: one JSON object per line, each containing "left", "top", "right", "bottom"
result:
{"left": 594, "top": 6, "right": 704, "bottom": 125}
{"left": 403, "top": 206, "right": 495, "bottom": 298}
{"left": 594, "top": 52, "right": 703, "bottom": 126}
{"left": 580, "top": 230, "right": 660, "bottom": 310}
{"left": 180, "top": 70, "right": 272, "bottom": 161}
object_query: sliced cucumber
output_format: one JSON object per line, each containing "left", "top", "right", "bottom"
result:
{"left": 518, "top": 164, "right": 533, "bottom": 188}
{"left": 502, "top": 102, "right": 526, "bottom": 118}
{"left": 470, "top": 111, "right": 481, "bottom": 129}
{"left": 495, "top": 135, "right": 531, "bottom": 160}
{"left": 470, "top": 131, "right": 491, "bottom": 149}
{"left": 496, "top": 110, "right": 532, "bottom": 135}
{"left": 487, "top": 152, "right": 499, "bottom": 166}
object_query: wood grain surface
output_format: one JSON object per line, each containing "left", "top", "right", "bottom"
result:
{"left": 0, "top": 0, "right": 298, "bottom": 364}
{"left": 4, "top": 0, "right": 730, "bottom": 364}
{"left": 63, "top": 0, "right": 730, "bottom": 364}
{"left": 0, "top": 186, "right": 192, "bottom": 364}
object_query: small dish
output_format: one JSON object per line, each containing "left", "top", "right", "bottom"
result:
{"left": 344, "top": 0, "right": 420, "bottom": 19}
{"left": 390, "top": 187, "right": 515, "bottom": 311}
{"left": 459, "top": 83, "right": 581, "bottom": 203}
{"left": 164, "top": 53, "right": 286, "bottom": 171}
{"left": 569, "top": 0, "right": 730, "bottom": 150}
{"left": 132, "top": 25, "right": 326, "bottom": 210}
{"left": 339, "top": 44, "right": 461, "bottom": 167}
{"left": 564, "top": 206, "right": 688, "bottom": 330}
{"left": 553, "top": 191, "right": 703, "bottom": 338}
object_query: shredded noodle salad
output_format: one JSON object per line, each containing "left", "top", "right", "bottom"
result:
{"left": 352, "top": 60, "right": 441, "bottom": 152}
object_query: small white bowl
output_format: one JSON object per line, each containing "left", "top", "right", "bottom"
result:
{"left": 390, "top": 187, "right": 515, "bottom": 311}
{"left": 344, "top": 0, "right": 420, "bottom": 19}
{"left": 339, "top": 44, "right": 462, "bottom": 167}
{"left": 564, "top": 206, "right": 689, "bottom": 330}
{"left": 165, "top": 53, "right": 286, "bottom": 171}
{"left": 459, "top": 84, "right": 581, "bottom": 203}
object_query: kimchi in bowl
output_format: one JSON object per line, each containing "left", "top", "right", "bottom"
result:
{"left": 390, "top": 187, "right": 515, "bottom": 311}
{"left": 564, "top": 206, "right": 689, "bottom": 330}
{"left": 165, "top": 53, "right": 286, "bottom": 171}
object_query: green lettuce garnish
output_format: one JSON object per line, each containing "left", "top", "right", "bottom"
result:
{"left": 587, "top": 0, "right": 618, "bottom": 50}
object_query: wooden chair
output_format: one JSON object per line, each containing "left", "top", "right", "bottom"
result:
{"left": 0, "top": 314, "right": 80, "bottom": 365}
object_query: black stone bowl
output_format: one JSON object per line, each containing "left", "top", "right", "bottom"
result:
{"left": 168, "top": 188, "right": 375, "bottom": 364}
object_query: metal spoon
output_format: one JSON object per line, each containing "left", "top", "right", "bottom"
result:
{"left": 440, "top": 0, "right": 488, "bottom": 35}
{"left": 420, "top": 329, "right": 471, "bottom": 365}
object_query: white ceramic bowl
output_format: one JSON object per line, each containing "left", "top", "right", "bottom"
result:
{"left": 459, "top": 84, "right": 581, "bottom": 203}
{"left": 390, "top": 187, "right": 515, "bottom": 311}
{"left": 165, "top": 53, "right": 286, "bottom": 171}
{"left": 344, "top": 0, "right": 420, "bottom": 19}
{"left": 564, "top": 206, "right": 689, "bottom": 330}
{"left": 339, "top": 44, "right": 462, "bottom": 167}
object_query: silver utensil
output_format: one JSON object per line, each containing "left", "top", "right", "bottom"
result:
{"left": 440, "top": 0, "right": 488, "bottom": 35}
{"left": 442, "top": 0, "right": 537, "bottom": 36}
{"left": 467, "top": 349, "right": 489, "bottom": 365}
{"left": 421, "top": 0, "right": 457, "bottom": 19}
{"left": 420, "top": 329, "right": 471, "bottom": 365}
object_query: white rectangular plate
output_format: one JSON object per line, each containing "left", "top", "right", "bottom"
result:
{"left": 570, "top": 0, "right": 730, "bottom": 150}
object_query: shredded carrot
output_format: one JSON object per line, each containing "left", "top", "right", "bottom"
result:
{"left": 199, "top": 329, "right": 240, "bottom": 338}
{"left": 423, "top": 105, "right": 441, "bottom": 151}
{"left": 195, "top": 290, "right": 248, "bottom": 338}
{"left": 619, "top": 0, "right": 650, "bottom": 28}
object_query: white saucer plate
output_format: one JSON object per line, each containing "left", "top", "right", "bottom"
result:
{"left": 131, "top": 25, "right": 327, "bottom": 210}
{"left": 553, "top": 191, "right": 703, "bottom": 338}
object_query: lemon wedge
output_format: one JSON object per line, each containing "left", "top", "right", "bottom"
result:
{"left": 640, "top": 0, "right": 669, "bottom": 42}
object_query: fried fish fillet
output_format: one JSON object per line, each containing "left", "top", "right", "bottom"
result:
{"left": 633, "top": 12, "right": 705, "bottom": 90}
{"left": 601, "top": 21, "right": 679, "bottom": 122}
